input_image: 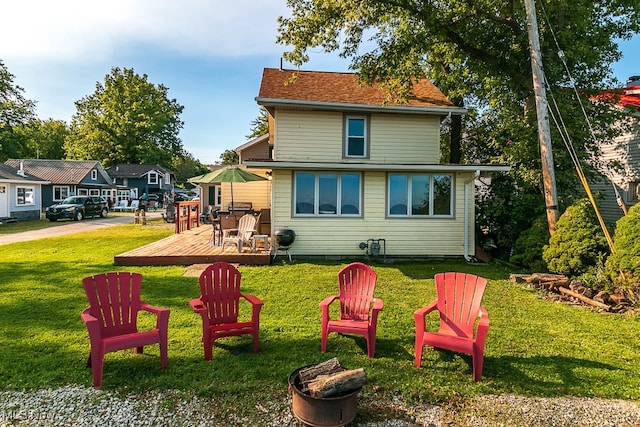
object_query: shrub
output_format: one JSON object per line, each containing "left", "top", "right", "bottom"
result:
{"left": 542, "top": 198, "right": 610, "bottom": 277}
{"left": 510, "top": 215, "right": 549, "bottom": 272}
{"left": 605, "top": 202, "right": 640, "bottom": 302}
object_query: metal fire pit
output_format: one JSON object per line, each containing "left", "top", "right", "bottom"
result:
{"left": 288, "top": 366, "right": 360, "bottom": 427}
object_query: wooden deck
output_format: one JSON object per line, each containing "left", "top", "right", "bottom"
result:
{"left": 114, "top": 224, "right": 271, "bottom": 266}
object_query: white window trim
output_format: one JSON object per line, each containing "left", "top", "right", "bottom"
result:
{"left": 16, "top": 186, "right": 35, "bottom": 206}
{"left": 627, "top": 181, "right": 640, "bottom": 202}
{"left": 387, "top": 173, "right": 454, "bottom": 218}
{"left": 164, "top": 173, "right": 171, "bottom": 185}
{"left": 294, "top": 171, "right": 362, "bottom": 217}
{"left": 213, "top": 185, "right": 222, "bottom": 207}
{"left": 344, "top": 115, "right": 369, "bottom": 158}
{"left": 148, "top": 172, "right": 159, "bottom": 185}
{"left": 91, "top": 169, "right": 97, "bottom": 180}
{"left": 53, "top": 185, "right": 70, "bottom": 201}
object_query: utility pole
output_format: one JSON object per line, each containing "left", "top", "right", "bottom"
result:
{"left": 524, "top": 0, "right": 559, "bottom": 234}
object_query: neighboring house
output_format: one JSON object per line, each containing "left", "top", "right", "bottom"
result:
{"left": 246, "top": 68, "right": 509, "bottom": 258}
{"left": 4, "top": 159, "right": 114, "bottom": 210}
{"left": 194, "top": 135, "right": 272, "bottom": 212}
{"left": 106, "top": 164, "right": 175, "bottom": 203}
{"left": 592, "top": 76, "right": 640, "bottom": 225}
{"left": 0, "top": 163, "right": 49, "bottom": 221}
{"left": 191, "top": 164, "right": 224, "bottom": 209}
{"left": 231, "top": 134, "right": 271, "bottom": 210}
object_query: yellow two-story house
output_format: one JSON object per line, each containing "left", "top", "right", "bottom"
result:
{"left": 246, "top": 68, "right": 508, "bottom": 259}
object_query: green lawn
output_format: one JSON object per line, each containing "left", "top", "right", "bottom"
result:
{"left": 1, "top": 221, "right": 639, "bottom": 423}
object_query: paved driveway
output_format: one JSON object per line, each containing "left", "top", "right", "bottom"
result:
{"left": 0, "top": 212, "right": 163, "bottom": 246}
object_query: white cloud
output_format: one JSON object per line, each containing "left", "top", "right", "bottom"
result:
{"left": 1, "top": 0, "right": 289, "bottom": 62}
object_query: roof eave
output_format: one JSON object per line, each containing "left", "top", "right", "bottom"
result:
{"left": 255, "top": 97, "right": 467, "bottom": 115}
{"left": 244, "top": 160, "right": 509, "bottom": 173}
{"left": 236, "top": 133, "right": 270, "bottom": 151}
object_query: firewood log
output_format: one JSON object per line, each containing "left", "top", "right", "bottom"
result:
{"left": 306, "top": 368, "right": 368, "bottom": 398}
{"left": 558, "top": 287, "right": 610, "bottom": 311}
{"left": 299, "top": 357, "right": 343, "bottom": 385}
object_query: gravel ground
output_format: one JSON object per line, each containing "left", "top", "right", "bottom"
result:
{"left": 1, "top": 386, "right": 639, "bottom": 426}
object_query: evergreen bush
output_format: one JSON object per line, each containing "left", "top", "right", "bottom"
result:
{"left": 510, "top": 215, "right": 549, "bottom": 272}
{"left": 605, "top": 202, "right": 640, "bottom": 302}
{"left": 542, "top": 198, "right": 610, "bottom": 277}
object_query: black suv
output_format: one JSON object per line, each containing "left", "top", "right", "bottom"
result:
{"left": 45, "top": 196, "right": 109, "bottom": 221}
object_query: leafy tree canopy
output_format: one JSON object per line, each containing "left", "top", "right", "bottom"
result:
{"left": 170, "top": 152, "right": 210, "bottom": 185}
{"left": 15, "top": 119, "right": 69, "bottom": 160}
{"left": 278, "top": 0, "right": 640, "bottom": 253}
{"left": 246, "top": 107, "right": 269, "bottom": 140}
{"left": 64, "top": 67, "right": 185, "bottom": 168}
{"left": 0, "top": 60, "right": 37, "bottom": 161}
{"left": 218, "top": 149, "right": 239, "bottom": 165}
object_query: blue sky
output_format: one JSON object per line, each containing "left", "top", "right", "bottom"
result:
{"left": 2, "top": 0, "right": 638, "bottom": 166}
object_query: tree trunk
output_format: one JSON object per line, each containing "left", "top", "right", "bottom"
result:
{"left": 449, "top": 97, "right": 463, "bottom": 164}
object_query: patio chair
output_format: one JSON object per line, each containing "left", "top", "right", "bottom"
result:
{"left": 112, "top": 200, "right": 128, "bottom": 212}
{"left": 200, "top": 205, "right": 213, "bottom": 224}
{"left": 81, "top": 272, "right": 170, "bottom": 387}
{"left": 162, "top": 204, "right": 176, "bottom": 223}
{"left": 414, "top": 272, "right": 489, "bottom": 382}
{"left": 320, "top": 262, "right": 384, "bottom": 358}
{"left": 189, "top": 262, "right": 264, "bottom": 360}
{"left": 221, "top": 213, "right": 259, "bottom": 252}
{"left": 208, "top": 211, "right": 221, "bottom": 245}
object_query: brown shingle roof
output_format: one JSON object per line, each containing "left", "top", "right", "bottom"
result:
{"left": 257, "top": 68, "right": 456, "bottom": 109}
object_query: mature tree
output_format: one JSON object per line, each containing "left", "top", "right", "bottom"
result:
{"left": 277, "top": 0, "right": 640, "bottom": 252}
{"left": 0, "top": 60, "right": 37, "bottom": 161}
{"left": 218, "top": 149, "right": 239, "bottom": 165}
{"left": 246, "top": 107, "right": 269, "bottom": 140}
{"left": 15, "top": 119, "right": 68, "bottom": 160}
{"left": 170, "top": 152, "right": 210, "bottom": 184}
{"left": 65, "top": 67, "right": 185, "bottom": 168}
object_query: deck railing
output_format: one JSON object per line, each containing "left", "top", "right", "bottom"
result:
{"left": 174, "top": 201, "right": 201, "bottom": 234}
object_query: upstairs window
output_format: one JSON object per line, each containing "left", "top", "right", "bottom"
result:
{"left": 148, "top": 172, "right": 159, "bottom": 185}
{"left": 91, "top": 169, "right": 97, "bottom": 180}
{"left": 164, "top": 173, "right": 170, "bottom": 185}
{"left": 388, "top": 173, "right": 454, "bottom": 217}
{"left": 344, "top": 116, "right": 368, "bottom": 158}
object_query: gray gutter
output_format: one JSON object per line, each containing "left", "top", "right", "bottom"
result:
{"left": 255, "top": 97, "right": 467, "bottom": 115}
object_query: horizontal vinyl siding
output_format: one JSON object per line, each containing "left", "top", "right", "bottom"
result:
{"left": 274, "top": 110, "right": 442, "bottom": 163}
{"left": 271, "top": 170, "right": 472, "bottom": 257}
{"left": 220, "top": 181, "right": 270, "bottom": 212}
{"left": 591, "top": 119, "right": 640, "bottom": 224}
{"left": 370, "top": 115, "right": 440, "bottom": 163}
{"left": 275, "top": 110, "right": 342, "bottom": 161}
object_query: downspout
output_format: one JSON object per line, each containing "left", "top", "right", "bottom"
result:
{"left": 464, "top": 170, "right": 481, "bottom": 261}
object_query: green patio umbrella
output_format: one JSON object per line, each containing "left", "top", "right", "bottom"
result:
{"left": 188, "top": 166, "right": 267, "bottom": 212}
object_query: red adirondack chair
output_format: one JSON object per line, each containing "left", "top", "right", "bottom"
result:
{"left": 190, "top": 262, "right": 264, "bottom": 360}
{"left": 81, "top": 272, "right": 170, "bottom": 388}
{"left": 414, "top": 272, "right": 489, "bottom": 381}
{"left": 320, "top": 262, "right": 384, "bottom": 358}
